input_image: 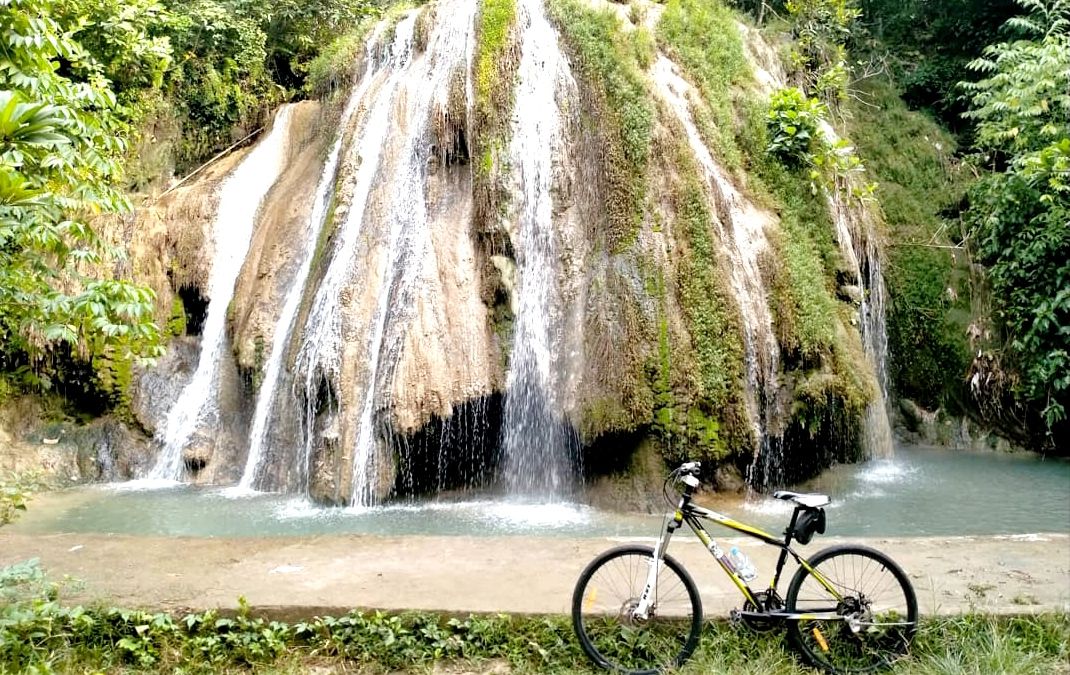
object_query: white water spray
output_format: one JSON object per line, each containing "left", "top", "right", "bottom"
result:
{"left": 498, "top": 0, "right": 580, "bottom": 501}
{"left": 235, "top": 27, "right": 390, "bottom": 494}
{"left": 145, "top": 106, "right": 295, "bottom": 483}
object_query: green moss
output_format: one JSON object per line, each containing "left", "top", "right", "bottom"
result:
{"left": 580, "top": 397, "right": 635, "bottom": 441}
{"left": 474, "top": 0, "right": 517, "bottom": 125}
{"left": 847, "top": 76, "right": 972, "bottom": 411}
{"left": 251, "top": 336, "right": 267, "bottom": 391}
{"left": 471, "top": 0, "right": 520, "bottom": 232}
{"left": 648, "top": 129, "right": 749, "bottom": 462}
{"left": 547, "top": 0, "right": 654, "bottom": 249}
{"left": 760, "top": 161, "right": 840, "bottom": 365}
{"left": 310, "top": 189, "right": 340, "bottom": 276}
{"left": 92, "top": 343, "right": 137, "bottom": 424}
{"left": 657, "top": 0, "right": 751, "bottom": 172}
{"left": 165, "top": 297, "right": 187, "bottom": 338}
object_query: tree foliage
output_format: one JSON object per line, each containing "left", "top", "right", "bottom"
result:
{"left": 0, "top": 0, "right": 163, "bottom": 392}
{"left": 962, "top": 0, "right": 1070, "bottom": 433}
{"left": 858, "top": 0, "right": 1020, "bottom": 127}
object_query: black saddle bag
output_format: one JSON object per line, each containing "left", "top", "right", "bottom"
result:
{"left": 793, "top": 507, "right": 826, "bottom": 545}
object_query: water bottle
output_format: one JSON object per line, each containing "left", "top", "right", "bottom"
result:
{"left": 729, "top": 546, "right": 757, "bottom": 582}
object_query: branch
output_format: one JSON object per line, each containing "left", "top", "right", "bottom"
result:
{"left": 154, "top": 126, "right": 265, "bottom": 202}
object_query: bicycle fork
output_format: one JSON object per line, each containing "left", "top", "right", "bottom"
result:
{"left": 632, "top": 508, "right": 684, "bottom": 620}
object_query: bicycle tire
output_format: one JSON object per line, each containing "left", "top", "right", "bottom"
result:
{"left": 785, "top": 544, "right": 918, "bottom": 673}
{"left": 571, "top": 545, "right": 703, "bottom": 674}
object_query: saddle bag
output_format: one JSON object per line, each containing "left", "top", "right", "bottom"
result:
{"left": 792, "top": 507, "right": 826, "bottom": 545}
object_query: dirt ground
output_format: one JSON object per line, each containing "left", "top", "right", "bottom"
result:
{"left": 1, "top": 531, "right": 1066, "bottom": 618}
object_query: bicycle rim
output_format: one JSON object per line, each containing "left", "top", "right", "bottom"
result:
{"left": 572, "top": 546, "right": 702, "bottom": 674}
{"left": 786, "top": 545, "right": 918, "bottom": 673}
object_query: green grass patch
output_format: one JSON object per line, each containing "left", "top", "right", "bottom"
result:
{"left": 547, "top": 0, "right": 654, "bottom": 249}
{"left": 847, "top": 76, "right": 972, "bottom": 411}
{"left": 1, "top": 560, "right": 1067, "bottom": 675}
{"left": 657, "top": 0, "right": 751, "bottom": 172}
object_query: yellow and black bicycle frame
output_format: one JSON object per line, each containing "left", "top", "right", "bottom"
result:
{"left": 656, "top": 482, "right": 845, "bottom": 622}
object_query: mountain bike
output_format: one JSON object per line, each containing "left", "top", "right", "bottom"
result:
{"left": 571, "top": 461, "right": 917, "bottom": 674}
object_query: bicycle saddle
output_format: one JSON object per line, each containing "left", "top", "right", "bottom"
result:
{"left": 772, "top": 490, "right": 830, "bottom": 509}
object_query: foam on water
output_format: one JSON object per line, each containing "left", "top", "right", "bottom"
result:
{"left": 859, "top": 460, "right": 916, "bottom": 484}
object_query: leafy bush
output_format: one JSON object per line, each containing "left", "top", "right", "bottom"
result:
{"left": 961, "top": 0, "right": 1070, "bottom": 433}
{"left": 0, "top": 473, "right": 39, "bottom": 526}
{"left": 766, "top": 87, "right": 827, "bottom": 166}
{"left": 0, "top": 0, "right": 164, "bottom": 396}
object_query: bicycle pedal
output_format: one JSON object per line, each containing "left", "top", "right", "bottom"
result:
{"left": 729, "top": 608, "right": 743, "bottom": 627}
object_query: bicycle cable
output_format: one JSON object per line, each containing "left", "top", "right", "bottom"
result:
{"left": 662, "top": 467, "right": 682, "bottom": 508}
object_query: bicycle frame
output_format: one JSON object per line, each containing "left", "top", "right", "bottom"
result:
{"left": 633, "top": 490, "right": 845, "bottom": 623}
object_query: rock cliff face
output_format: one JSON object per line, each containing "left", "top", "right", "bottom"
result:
{"left": 117, "top": 0, "right": 898, "bottom": 504}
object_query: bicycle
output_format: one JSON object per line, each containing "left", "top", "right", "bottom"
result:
{"left": 571, "top": 461, "right": 918, "bottom": 674}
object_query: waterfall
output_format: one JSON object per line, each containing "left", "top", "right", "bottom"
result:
{"left": 498, "top": 0, "right": 581, "bottom": 501}
{"left": 826, "top": 172, "right": 896, "bottom": 459}
{"left": 145, "top": 105, "right": 295, "bottom": 483}
{"left": 235, "top": 27, "right": 389, "bottom": 494}
{"left": 294, "top": 0, "right": 478, "bottom": 506}
{"left": 651, "top": 56, "right": 784, "bottom": 479}
{"left": 742, "top": 27, "right": 897, "bottom": 465}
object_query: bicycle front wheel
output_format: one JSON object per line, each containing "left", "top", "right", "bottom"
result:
{"left": 571, "top": 545, "right": 702, "bottom": 674}
{"left": 786, "top": 545, "right": 918, "bottom": 673}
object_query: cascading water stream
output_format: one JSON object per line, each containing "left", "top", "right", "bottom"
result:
{"left": 235, "top": 27, "right": 390, "bottom": 494}
{"left": 825, "top": 168, "right": 895, "bottom": 459}
{"left": 293, "top": 20, "right": 417, "bottom": 505}
{"left": 651, "top": 56, "right": 784, "bottom": 478}
{"left": 498, "top": 0, "right": 580, "bottom": 502}
{"left": 145, "top": 105, "right": 295, "bottom": 483}
{"left": 294, "top": 0, "right": 478, "bottom": 506}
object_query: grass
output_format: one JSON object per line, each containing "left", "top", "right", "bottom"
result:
{"left": 847, "top": 76, "right": 973, "bottom": 413}
{"left": 1, "top": 600, "right": 1066, "bottom": 674}
{"left": 547, "top": 0, "right": 654, "bottom": 250}
{"left": 3, "top": 563, "right": 1067, "bottom": 674}
{"left": 656, "top": 0, "right": 751, "bottom": 172}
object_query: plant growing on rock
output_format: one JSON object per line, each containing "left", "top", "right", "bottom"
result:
{"left": 0, "top": 472, "right": 39, "bottom": 526}
{"left": 766, "top": 87, "right": 827, "bottom": 166}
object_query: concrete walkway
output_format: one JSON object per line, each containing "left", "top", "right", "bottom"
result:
{"left": 1, "top": 532, "right": 1067, "bottom": 618}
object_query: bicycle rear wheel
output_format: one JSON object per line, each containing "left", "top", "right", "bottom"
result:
{"left": 785, "top": 545, "right": 917, "bottom": 673}
{"left": 571, "top": 545, "right": 702, "bottom": 674}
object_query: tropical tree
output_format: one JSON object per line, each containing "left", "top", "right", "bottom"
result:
{"left": 0, "top": 0, "right": 163, "bottom": 390}
{"left": 962, "top": 0, "right": 1070, "bottom": 435}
